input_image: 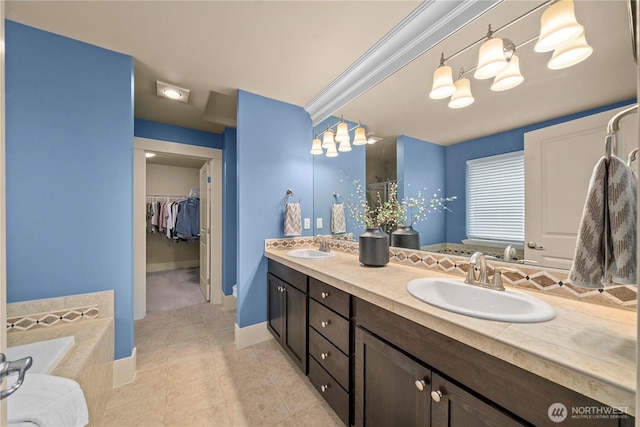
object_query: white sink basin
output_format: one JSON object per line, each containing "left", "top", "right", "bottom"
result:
{"left": 287, "top": 249, "right": 337, "bottom": 259}
{"left": 406, "top": 278, "right": 556, "bottom": 323}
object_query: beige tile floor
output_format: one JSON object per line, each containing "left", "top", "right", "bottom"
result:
{"left": 100, "top": 302, "right": 343, "bottom": 427}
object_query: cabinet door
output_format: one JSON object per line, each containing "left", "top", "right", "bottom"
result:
{"left": 284, "top": 282, "right": 307, "bottom": 373}
{"left": 431, "top": 373, "right": 525, "bottom": 427}
{"left": 267, "top": 273, "right": 285, "bottom": 341}
{"left": 355, "top": 327, "right": 431, "bottom": 427}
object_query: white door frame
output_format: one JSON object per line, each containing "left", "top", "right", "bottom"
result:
{"left": 133, "top": 137, "right": 222, "bottom": 319}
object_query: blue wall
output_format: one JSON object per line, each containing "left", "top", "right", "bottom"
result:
{"left": 445, "top": 100, "right": 636, "bottom": 244}
{"left": 134, "top": 118, "right": 222, "bottom": 149}
{"left": 313, "top": 116, "right": 366, "bottom": 237}
{"left": 5, "top": 21, "right": 134, "bottom": 359}
{"left": 397, "top": 135, "right": 447, "bottom": 245}
{"left": 236, "top": 90, "right": 313, "bottom": 328}
{"left": 222, "top": 127, "right": 238, "bottom": 296}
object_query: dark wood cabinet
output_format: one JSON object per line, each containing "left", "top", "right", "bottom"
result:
{"left": 430, "top": 373, "right": 525, "bottom": 427}
{"left": 267, "top": 260, "right": 308, "bottom": 374}
{"left": 355, "top": 327, "right": 431, "bottom": 427}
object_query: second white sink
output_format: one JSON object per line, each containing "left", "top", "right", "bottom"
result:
{"left": 287, "top": 249, "right": 337, "bottom": 259}
{"left": 407, "top": 278, "right": 556, "bottom": 323}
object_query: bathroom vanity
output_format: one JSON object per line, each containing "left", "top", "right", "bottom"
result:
{"left": 265, "top": 247, "right": 636, "bottom": 426}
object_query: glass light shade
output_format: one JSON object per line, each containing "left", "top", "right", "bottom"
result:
{"left": 325, "top": 142, "right": 339, "bottom": 157}
{"left": 335, "top": 121, "right": 350, "bottom": 143}
{"left": 547, "top": 31, "right": 593, "bottom": 70}
{"left": 448, "top": 78, "right": 474, "bottom": 109}
{"left": 429, "top": 65, "right": 456, "bottom": 99}
{"left": 310, "top": 138, "right": 323, "bottom": 155}
{"left": 338, "top": 139, "right": 352, "bottom": 152}
{"left": 321, "top": 130, "right": 335, "bottom": 148}
{"left": 491, "top": 55, "right": 524, "bottom": 92}
{"left": 353, "top": 126, "right": 367, "bottom": 145}
{"left": 534, "top": 0, "right": 584, "bottom": 53}
{"left": 474, "top": 38, "right": 509, "bottom": 80}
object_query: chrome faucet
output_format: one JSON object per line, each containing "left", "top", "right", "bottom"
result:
{"left": 316, "top": 235, "right": 330, "bottom": 253}
{"left": 503, "top": 245, "right": 516, "bottom": 262}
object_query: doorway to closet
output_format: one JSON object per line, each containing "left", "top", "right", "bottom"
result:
{"left": 133, "top": 137, "right": 222, "bottom": 320}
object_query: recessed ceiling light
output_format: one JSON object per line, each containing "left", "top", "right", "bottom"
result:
{"left": 156, "top": 81, "right": 190, "bottom": 103}
{"left": 145, "top": 152, "right": 156, "bottom": 158}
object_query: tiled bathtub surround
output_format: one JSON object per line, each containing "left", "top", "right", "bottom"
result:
{"left": 7, "top": 291, "right": 115, "bottom": 426}
{"left": 7, "top": 290, "right": 114, "bottom": 331}
{"left": 265, "top": 238, "right": 637, "bottom": 309}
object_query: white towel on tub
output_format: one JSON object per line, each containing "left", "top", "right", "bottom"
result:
{"left": 8, "top": 373, "right": 89, "bottom": 427}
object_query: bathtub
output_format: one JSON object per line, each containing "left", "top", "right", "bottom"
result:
{"left": 7, "top": 336, "right": 75, "bottom": 374}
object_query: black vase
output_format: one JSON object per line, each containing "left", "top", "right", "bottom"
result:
{"left": 359, "top": 227, "right": 390, "bottom": 267}
{"left": 391, "top": 225, "right": 420, "bottom": 250}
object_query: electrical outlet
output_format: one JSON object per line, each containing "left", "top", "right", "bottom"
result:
{"left": 316, "top": 218, "right": 323, "bottom": 229}
{"left": 303, "top": 218, "right": 311, "bottom": 229}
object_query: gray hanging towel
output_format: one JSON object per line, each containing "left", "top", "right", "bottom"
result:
{"left": 331, "top": 203, "right": 346, "bottom": 234}
{"left": 606, "top": 155, "right": 637, "bottom": 285}
{"left": 284, "top": 202, "right": 302, "bottom": 237}
{"left": 569, "top": 155, "right": 638, "bottom": 288}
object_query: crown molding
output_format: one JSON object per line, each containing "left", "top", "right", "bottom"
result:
{"left": 305, "top": 0, "right": 500, "bottom": 126}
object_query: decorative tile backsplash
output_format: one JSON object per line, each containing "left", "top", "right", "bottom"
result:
{"left": 7, "top": 305, "right": 100, "bottom": 332}
{"left": 266, "top": 237, "right": 637, "bottom": 310}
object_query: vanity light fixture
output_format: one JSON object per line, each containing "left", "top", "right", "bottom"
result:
{"left": 448, "top": 69, "right": 475, "bottom": 109}
{"left": 156, "top": 81, "right": 190, "bottom": 103}
{"left": 428, "top": 0, "right": 590, "bottom": 109}
{"left": 311, "top": 116, "right": 370, "bottom": 157}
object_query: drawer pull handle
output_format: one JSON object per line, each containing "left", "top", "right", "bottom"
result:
{"left": 279, "top": 286, "right": 286, "bottom": 293}
{"left": 321, "top": 291, "right": 330, "bottom": 299}
{"left": 320, "top": 384, "right": 329, "bottom": 393}
{"left": 321, "top": 320, "right": 331, "bottom": 328}
{"left": 415, "top": 379, "right": 427, "bottom": 391}
{"left": 321, "top": 352, "right": 330, "bottom": 360}
{"left": 431, "top": 390, "right": 444, "bottom": 403}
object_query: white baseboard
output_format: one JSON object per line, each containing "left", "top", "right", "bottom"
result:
{"left": 222, "top": 292, "right": 236, "bottom": 311}
{"left": 146, "top": 260, "right": 199, "bottom": 273}
{"left": 235, "top": 322, "right": 272, "bottom": 349}
{"left": 113, "top": 347, "right": 137, "bottom": 388}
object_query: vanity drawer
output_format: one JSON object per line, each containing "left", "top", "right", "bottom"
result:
{"left": 309, "top": 327, "right": 349, "bottom": 389}
{"left": 309, "top": 299, "right": 350, "bottom": 354}
{"left": 309, "top": 277, "right": 350, "bottom": 318}
{"left": 309, "top": 357, "right": 349, "bottom": 426}
{"left": 268, "top": 259, "right": 308, "bottom": 293}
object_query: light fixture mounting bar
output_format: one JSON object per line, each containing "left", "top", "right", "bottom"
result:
{"left": 313, "top": 119, "right": 363, "bottom": 138}
{"left": 444, "top": 0, "right": 552, "bottom": 64}
{"left": 460, "top": 34, "right": 540, "bottom": 76}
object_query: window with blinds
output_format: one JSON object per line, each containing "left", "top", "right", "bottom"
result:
{"left": 466, "top": 151, "right": 524, "bottom": 244}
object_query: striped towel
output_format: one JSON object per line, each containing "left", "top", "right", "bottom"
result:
{"left": 569, "top": 156, "right": 637, "bottom": 288}
{"left": 331, "top": 203, "right": 346, "bottom": 234}
{"left": 284, "top": 202, "right": 302, "bottom": 237}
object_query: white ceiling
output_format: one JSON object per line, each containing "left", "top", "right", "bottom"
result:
{"left": 6, "top": 1, "right": 637, "bottom": 146}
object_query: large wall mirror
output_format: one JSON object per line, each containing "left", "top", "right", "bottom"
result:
{"left": 312, "top": 0, "right": 638, "bottom": 271}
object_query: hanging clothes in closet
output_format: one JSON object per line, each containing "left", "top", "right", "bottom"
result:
{"left": 146, "top": 193, "right": 200, "bottom": 241}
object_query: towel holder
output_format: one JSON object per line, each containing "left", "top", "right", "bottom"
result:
{"left": 285, "top": 189, "right": 300, "bottom": 204}
{"left": 333, "top": 192, "right": 345, "bottom": 204}
{"left": 605, "top": 104, "right": 638, "bottom": 161}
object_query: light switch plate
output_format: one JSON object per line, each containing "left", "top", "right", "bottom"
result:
{"left": 316, "top": 218, "right": 323, "bottom": 229}
{"left": 303, "top": 218, "right": 311, "bottom": 229}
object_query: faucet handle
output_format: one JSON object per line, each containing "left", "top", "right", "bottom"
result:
{"left": 492, "top": 267, "right": 517, "bottom": 291}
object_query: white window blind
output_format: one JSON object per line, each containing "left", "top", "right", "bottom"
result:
{"left": 466, "top": 151, "right": 524, "bottom": 244}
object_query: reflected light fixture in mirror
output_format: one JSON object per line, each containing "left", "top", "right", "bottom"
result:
{"left": 428, "top": 0, "right": 589, "bottom": 109}
{"left": 310, "top": 138, "right": 323, "bottom": 155}
{"left": 448, "top": 72, "right": 474, "bottom": 109}
{"left": 321, "top": 129, "right": 335, "bottom": 149}
{"left": 325, "top": 141, "right": 339, "bottom": 157}
{"left": 491, "top": 54, "right": 524, "bottom": 91}
{"left": 534, "top": 0, "right": 584, "bottom": 53}
{"left": 429, "top": 54, "right": 456, "bottom": 99}
{"left": 547, "top": 30, "right": 593, "bottom": 70}
{"left": 353, "top": 125, "right": 368, "bottom": 145}
{"left": 474, "top": 28, "right": 509, "bottom": 79}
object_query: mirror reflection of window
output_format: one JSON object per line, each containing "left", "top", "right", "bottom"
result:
{"left": 465, "top": 151, "right": 525, "bottom": 248}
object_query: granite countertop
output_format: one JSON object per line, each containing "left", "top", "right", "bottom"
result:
{"left": 8, "top": 318, "right": 113, "bottom": 381}
{"left": 265, "top": 247, "right": 637, "bottom": 416}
